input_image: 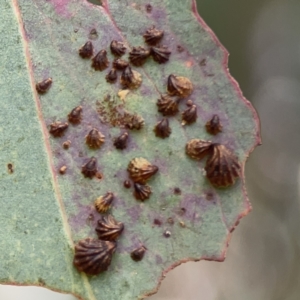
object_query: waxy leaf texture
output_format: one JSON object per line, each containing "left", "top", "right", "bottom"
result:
{"left": 0, "top": 0, "right": 260, "bottom": 299}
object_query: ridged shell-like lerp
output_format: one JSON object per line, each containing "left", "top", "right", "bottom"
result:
{"left": 73, "top": 238, "right": 116, "bottom": 275}
{"left": 127, "top": 158, "right": 158, "bottom": 184}
{"left": 95, "top": 215, "right": 124, "bottom": 241}
{"left": 205, "top": 144, "right": 240, "bottom": 188}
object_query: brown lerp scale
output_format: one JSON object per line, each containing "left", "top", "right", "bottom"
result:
{"left": 113, "top": 58, "right": 129, "bottom": 70}
{"left": 133, "top": 183, "right": 152, "bottom": 201}
{"left": 205, "top": 144, "right": 241, "bottom": 188}
{"left": 110, "top": 40, "right": 127, "bottom": 57}
{"left": 143, "top": 27, "right": 164, "bottom": 45}
{"left": 129, "top": 46, "right": 150, "bottom": 66}
{"left": 121, "top": 66, "right": 142, "bottom": 90}
{"left": 186, "top": 139, "right": 213, "bottom": 160}
{"left": 114, "top": 132, "right": 129, "bottom": 150}
{"left": 94, "top": 192, "right": 114, "bottom": 213}
{"left": 68, "top": 106, "right": 82, "bottom": 124}
{"left": 157, "top": 94, "right": 179, "bottom": 116}
{"left": 105, "top": 68, "right": 118, "bottom": 84}
{"left": 81, "top": 157, "right": 98, "bottom": 179}
{"left": 73, "top": 238, "right": 116, "bottom": 275}
{"left": 49, "top": 122, "right": 68, "bottom": 137}
{"left": 36, "top": 78, "right": 52, "bottom": 94}
{"left": 85, "top": 128, "right": 105, "bottom": 149}
{"left": 78, "top": 41, "right": 93, "bottom": 58}
{"left": 167, "top": 74, "right": 193, "bottom": 98}
{"left": 154, "top": 118, "right": 171, "bottom": 138}
{"left": 127, "top": 157, "right": 158, "bottom": 184}
{"left": 92, "top": 50, "right": 109, "bottom": 71}
{"left": 206, "top": 115, "right": 223, "bottom": 135}
{"left": 131, "top": 245, "right": 147, "bottom": 262}
{"left": 182, "top": 104, "right": 197, "bottom": 125}
{"left": 95, "top": 215, "right": 124, "bottom": 241}
{"left": 151, "top": 46, "right": 171, "bottom": 64}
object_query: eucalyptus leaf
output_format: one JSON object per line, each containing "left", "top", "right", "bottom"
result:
{"left": 0, "top": 0, "right": 260, "bottom": 299}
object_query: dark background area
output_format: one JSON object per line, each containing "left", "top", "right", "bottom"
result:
{"left": 2, "top": 0, "right": 300, "bottom": 299}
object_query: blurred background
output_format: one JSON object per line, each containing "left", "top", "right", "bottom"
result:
{"left": 2, "top": 0, "right": 299, "bottom": 299}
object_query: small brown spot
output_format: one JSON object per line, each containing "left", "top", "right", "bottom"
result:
{"left": 114, "top": 132, "right": 129, "bottom": 150}
{"left": 205, "top": 144, "right": 241, "bottom": 188}
{"left": 145, "top": 4, "right": 152, "bottom": 12}
{"left": 7, "top": 163, "right": 13, "bottom": 174}
{"left": 110, "top": 40, "right": 127, "bottom": 57}
{"left": 36, "top": 78, "right": 52, "bottom": 94}
{"left": 79, "top": 41, "right": 94, "bottom": 58}
{"left": 174, "top": 187, "right": 181, "bottom": 195}
{"left": 133, "top": 183, "right": 152, "bottom": 201}
{"left": 186, "top": 139, "right": 213, "bottom": 160}
{"left": 123, "top": 180, "right": 131, "bottom": 189}
{"left": 199, "top": 59, "right": 206, "bottom": 66}
{"left": 186, "top": 99, "right": 193, "bottom": 107}
{"left": 105, "top": 68, "right": 118, "bottom": 84}
{"left": 154, "top": 219, "right": 162, "bottom": 226}
{"left": 95, "top": 215, "right": 124, "bottom": 241}
{"left": 49, "top": 122, "right": 68, "bottom": 137}
{"left": 143, "top": 27, "right": 164, "bottom": 46}
{"left": 131, "top": 245, "right": 147, "bottom": 261}
{"left": 182, "top": 104, "right": 197, "bottom": 125}
{"left": 129, "top": 47, "right": 150, "bottom": 66}
{"left": 121, "top": 67, "right": 142, "bottom": 89}
{"left": 59, "top": 165, "right": 67, "bottom": 175}
{"left": 63, "top": 140, "right": 71, "bottom": 149}
{"left": 151, "top": 46, "right": 171, "bottom": 64}
{"left": 113, "top": 58, "right": 129, "bottom": 70}
{"left": 95, "top": 172, "right": 103, "bottom": 180}
{"left": 92, "top": 50, "right": 109, "bottom": 71}
{"left": 167, "top": 74, "right": 193, "bottom": 98}
{"left": 167, "top": 217, "right": 174, "bottom": 225}
{"left": 154, "top": 118, "right": 171, "bottom": 138}
{"left": 68, "top": 106, "right": 82, "bottom": 125}
{"left": 157, "top": 94, "right": 179, "bottom": 116}
{"left": 128, "top": 157, "right": 158, "bottom": 184}
{"left": 81, "top": 157, "right": 98, "bottom": 179}
{"left": 89, "top": 28, "right": 98, "bottom": 40}
{"left": 95, "top": 192, "right": 114, "bottom": 213}
{"left": 176, "top": 207, "right": 186, "bottom": 216}
{"left": 85, "top": 128, "right": 105, "bottom": 149}
{"left": 88, "top": 214, "right": 94, "bottom": 221}
{"left": 206, "top": 115, "right": 223, "bottom": 135}
{"left": 73, "top": 238, "right": 116, "bottom": 275}
{"left": 205, "top": 192, "right": 214, "bottom": 201}
{"left": 164, "top": 230, "right": 171, "bottom": 238}
{"left": 177, "top": 45, "right": 184, "bottom": 53}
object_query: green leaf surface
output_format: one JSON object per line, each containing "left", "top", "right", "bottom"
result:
{"left": 0, "top": 0, "right": 260, "bottom": 299}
